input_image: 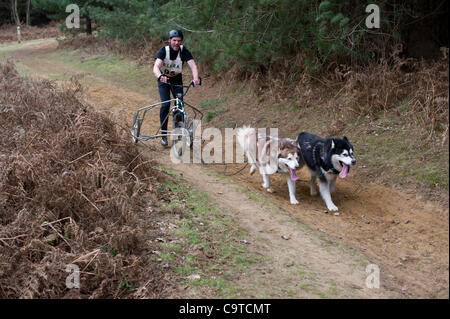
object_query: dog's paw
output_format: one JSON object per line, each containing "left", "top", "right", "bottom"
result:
{"left": 327, "top": 204, "right": 339, "bottom": 212}
{"left": 266, "top": 188, "right": 275, "bottom": 193}
{"left": 290, "top": 199, "right": 300, "bottom": 205}
{"left": 262, "top": 183, "right": 269, "bottom": 189}
{"left": 249, "top": 165, "right": 256, "bottom": 175}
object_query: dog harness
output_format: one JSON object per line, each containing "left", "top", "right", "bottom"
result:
{"left": 318, "top": 167, "right": 340, "bottom": 179}
{"left": 160, "top": 45, "right": 183, "bottom": 77}
{"left": 312, "top": 143, "right": 340, "bottom": 179}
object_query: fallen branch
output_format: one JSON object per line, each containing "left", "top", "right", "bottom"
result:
{"left": 76, "top": 189, "right": 105, "bottom": 218}
{"left": 19, "top": 132, "right": 39, "bottom": 155}
{"left": 72, "top": 248, "right": 101, "bottom": 264}
{"left": 69, "top": 151, "right": 93, "bottom": 164}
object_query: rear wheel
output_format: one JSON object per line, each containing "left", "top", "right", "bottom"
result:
{"left": 131, "top": 121, "right": 141, "bottom": 143}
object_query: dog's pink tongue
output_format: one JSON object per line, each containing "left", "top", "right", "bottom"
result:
{"left": 289, "top": 168, "right": 298, "bottom": 181}
{"left": 339, "top": 164, "right": 349, "bottom": 178}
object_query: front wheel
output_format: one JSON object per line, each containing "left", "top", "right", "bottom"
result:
{"left": 185, "top": 117, "right": 198, "bottom": 148}
{"left": 171, "top": 127, "right": 191, "bottom": 160}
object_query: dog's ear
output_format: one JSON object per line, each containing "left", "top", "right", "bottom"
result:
{"left": 343, "top": 136, "right": 349, "bottom": 142}
{"left": 324, "top": 138, "right": 335, "bottom": 151}
{"left": 278, "top": 140, "right": 289, "bottom": 150}
{"left": 277, "top": 141, "right": 286, "bottom": 158}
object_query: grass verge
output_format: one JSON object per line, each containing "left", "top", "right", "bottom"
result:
{"left": 198, "top": 98, "right": 228, "bottom": 123}
{"left": 154, "top": 167, "right": 260, "bottom": 298}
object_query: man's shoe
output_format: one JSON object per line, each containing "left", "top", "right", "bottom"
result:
{"left": 160, "top": 136, "right": 168, "bottom": 147}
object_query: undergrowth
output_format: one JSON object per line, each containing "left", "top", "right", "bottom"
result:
{"left": 0, "top": 60, "right": 175, "bottom": 298}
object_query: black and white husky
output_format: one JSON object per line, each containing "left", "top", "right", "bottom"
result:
{"left": 296, "top": 132, "right": 356, "bottom": 211}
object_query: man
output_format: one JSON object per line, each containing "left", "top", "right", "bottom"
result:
{"left": 153, "top": 29, "right": 200, "bottom": 147}
{"left": 17, "top": 26, "right": 21, "bottom": 43}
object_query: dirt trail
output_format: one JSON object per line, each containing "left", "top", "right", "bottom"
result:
{"left": 1, "top": 39, "right": 448, "bottom": 298}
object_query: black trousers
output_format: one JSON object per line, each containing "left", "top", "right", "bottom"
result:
{"left": 158, "top": 80, "right": 183, "bottom": 135}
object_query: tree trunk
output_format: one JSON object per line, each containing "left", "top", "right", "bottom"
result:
{"left": 14, "top": 0, "right": 20, "bottom": 25}
{"left": 86, "top": 16, "right": 92, "bottom": 35}
{"left": 12, "top": 0, "right": 20, "bottom": 25}
{"left": 14, "top": 0, "right": 20, "bottom": 24}
{"left": 26, "top": 0, "right": 31, "bottom": 26}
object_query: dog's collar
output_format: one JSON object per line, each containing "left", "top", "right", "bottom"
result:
{"left": 330, "top": 167, "right": 340, "bottom": 174}
{"left": 314, "top": 144, "right": 340, "bottom": 176}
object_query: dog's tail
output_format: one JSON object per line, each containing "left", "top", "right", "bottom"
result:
{"left": 237, "top": 125, "right": 258, "bottom": 166}
{"left": 236, "top": 125, "right": 255, "bottom": 153}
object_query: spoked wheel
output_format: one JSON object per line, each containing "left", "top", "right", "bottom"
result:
{"left": 131, "top": 120, "right": 141, "bottom": 144}
{"left": 171, "top": 126, "right": 191, "bottom": 159}
{"left": 185, "top": 117, "right": 198, "bottom": 148}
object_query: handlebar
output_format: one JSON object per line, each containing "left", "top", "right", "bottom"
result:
{"left": 158, "top": 77, "right": 202, "bottom": 97}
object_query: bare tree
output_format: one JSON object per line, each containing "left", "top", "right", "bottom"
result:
{"left": 26, "top": 0, "right": 31, "bottom": 26}
{"left": 11, "top": 0, "right": 20, "bottom": 25}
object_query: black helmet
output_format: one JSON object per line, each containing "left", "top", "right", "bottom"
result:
{"left": 168, "top": 29, "right": 183, "bottom": 40}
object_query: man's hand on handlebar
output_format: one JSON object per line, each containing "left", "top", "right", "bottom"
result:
{"left": 158, "top": 74, "right": 168, "bottom": 83}
{"left": 192, "top": 78, "right": 201, "bottom": 86}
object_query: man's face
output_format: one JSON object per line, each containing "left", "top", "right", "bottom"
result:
{"left": 169, "top": 36, "right": 182, "bottom": 51}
